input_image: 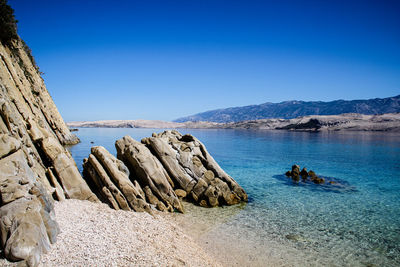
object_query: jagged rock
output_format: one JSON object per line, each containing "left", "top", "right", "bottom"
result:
{"left": 285, "top": 166, "right": 327, "bottom": 185}
{"left": 291, "top": 165, "right": 300, "bottom": 181}
{"left": 84, "top": 154, "right": 131, "bottom": 211}
{"left": 142, "top": 130, "right": 248, "bottom": 207}
{"left": 1, "top": 36, "right": 93, "bottom": 202}
{"left": 191, "top": 178, "right": 208, "bottom": 202}
{"left": 0, "top": 150, "right": 59, "bottom": 266}
{"left": 46, "top": 168, "right": 65, "bottom": 201}
{"left": 116, "top": 136, "right": 183, "bottom": 213}
{"left": 83, "top": 146, "right": 151, "bottom": 213}
{"left": 311, "top": 176, "right": 325, "bottom": 184}
{"left": 0, "top": 134, "right": 20, "bottom": 159}
{"left": 141, "top": 136, "right": 196, "bottom": 193}
{"left": 40, "top": 136, "right": 98, "bottom": 202}
{"left": 307, "top": 170, "right": 325, "bottom": 183}
{"left": 0, "top": 24, "right": 101, "bottom": 265}
{"left": 82, "top": 132, "right": 247, "bottom": 213}
{"left": 300, "top": 167, "right": 308, "bottom": 180}
{"left": 308, "top": 170, "right": 316, "bottom": 178}
{"left": 291, "top": 165, "right": 300, "bottom": 173}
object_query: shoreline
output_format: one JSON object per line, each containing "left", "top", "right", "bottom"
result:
{"left": 22, "top": 200, "right": 221, "bottom": 266}
{"left": 163, "top": 202, "right": 330, "bottom": 267}
{"left": 67, "top": 113, "right": 400, "bottom": 132}
{"left": 0, "top": 200, "right": 221, "bottom": 266}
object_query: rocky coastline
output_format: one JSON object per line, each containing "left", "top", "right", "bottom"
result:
{"left": 0, "top": 25, "right": 247, "bottom": 266}
{"left": 82, "top": 130, "right": 247, "bottom": 213}
{"left": 67, "top": 112, "right": 400, "bottom": 132}
{"left": 0, "top": 36, "right": 101, "bottom": 265}
{"left": 1, "top": 2, "right": 398, "bottom": 265}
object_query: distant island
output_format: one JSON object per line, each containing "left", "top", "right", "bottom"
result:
{"left": 175, "top": 95, "right": 400, "bottom": 123}
{"left": 67, "top": 113, "right": 400, "bottom": 132}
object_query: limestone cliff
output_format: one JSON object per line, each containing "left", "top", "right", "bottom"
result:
{"left": 0, "top": 33, "right": 98, "bottom": 266}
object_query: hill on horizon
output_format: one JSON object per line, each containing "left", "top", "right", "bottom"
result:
{"left": 175, "top": 95, "right": 400, "bottom": 123}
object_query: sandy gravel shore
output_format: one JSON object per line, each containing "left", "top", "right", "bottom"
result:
{"left": 1, "top": 199, "right": 220, "bottom": 266}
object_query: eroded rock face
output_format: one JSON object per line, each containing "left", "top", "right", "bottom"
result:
{"left": 83, "top": 146, "right": 151, "bottom": 212}
{"left": 116, "top": 136, "right": 183, "bottom": 213}
{"left": 0, "top": 150, "right": 59, "bottom": 266}
{"left": 142, "top": 130, "right": 248, "bottom": 207}
{"left": 0, "top": 36, "right": 98, "bottom": 264}
{"left": 83, "top": 131, "right": 247, "bottom": 213}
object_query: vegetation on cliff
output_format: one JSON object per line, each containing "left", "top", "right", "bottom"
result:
{"left": 0, "top": 0, "right": 39, "bottom": 74}
{"left": 0, "top": 0, "right": 18, "bottom": 45}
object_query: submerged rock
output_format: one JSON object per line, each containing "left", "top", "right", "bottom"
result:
{"left": 311, "top": 176, "right": 325, "bottom": 184}
{"left": 284, "top": 165, "right": 341, "bottom": 186}
{"left": 300, "top": 167, "right": 308, "bottom": 180}
{"left": 285, "top": 234, "right": 308, "bottom": 242}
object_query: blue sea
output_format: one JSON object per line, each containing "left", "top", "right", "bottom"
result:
{"left": 67, "top": 128, "right": 400, "bottom": 266}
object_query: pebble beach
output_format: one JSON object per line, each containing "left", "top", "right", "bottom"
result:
{"left": 0, "top": 199, "right": 220, "bottom": 266}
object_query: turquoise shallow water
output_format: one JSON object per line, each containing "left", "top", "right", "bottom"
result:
{"left": 68, "top": 128, "right": 400, "bottom": 266}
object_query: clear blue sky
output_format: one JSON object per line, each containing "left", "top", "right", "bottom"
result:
{"left": 8, "top": 0, "right": 400, "bottom": 121}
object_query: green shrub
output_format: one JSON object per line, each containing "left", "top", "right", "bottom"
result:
{"left": 0, "top": 1, "right": 41, "bottom": 74}
{"left": 0, "top": 0, "right": 18, "bottom": 45}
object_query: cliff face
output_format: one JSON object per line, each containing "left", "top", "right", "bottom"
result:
{"left": 0, "top": 38, "right": 98, "bottom": 265}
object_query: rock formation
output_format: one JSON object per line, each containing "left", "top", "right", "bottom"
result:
{"left": 142, "top": 131, "right": 247, "bottom": 207}
{"left": 116, "top": 136, "right": 184, "bottom": 212}
{"left": 285, "top": 165, "right": 326, "bottom": 184}
{"left": 83, "top": 146, "right": 151, "bottom": 213}
{"left": 0, "top": 3, "right": 247, "bottom": 264}
{"left": 0, "top": 13, "right": 98, "bottom": 265}
{"left": 83, "top": 130, "right": 248, "bottom": 213}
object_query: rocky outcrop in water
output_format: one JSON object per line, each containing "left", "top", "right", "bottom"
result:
{"left": 0, "top": 12, "right": 98, "bottom": 265}
{"left": 285, "top": 165, "right": 326, "bottom": 184}
{"left": 83, "top": 130, "right": 248, "bottom": 213}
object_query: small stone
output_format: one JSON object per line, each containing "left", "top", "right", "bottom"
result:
{"left": 203, "top": 170, "right": 215, "bottom": 181}
{"left": 285, "top": 234, "right": 307, "bottom": 242}
{"left": 174, "top": 189, "right": 187, "bottom": 198}
{"left": 199, "top": 199, "right": 208, "bottom": 207}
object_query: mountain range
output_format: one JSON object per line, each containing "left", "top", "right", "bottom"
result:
{"left": 175, "top": 95, "right": 400, "bottom": 123}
